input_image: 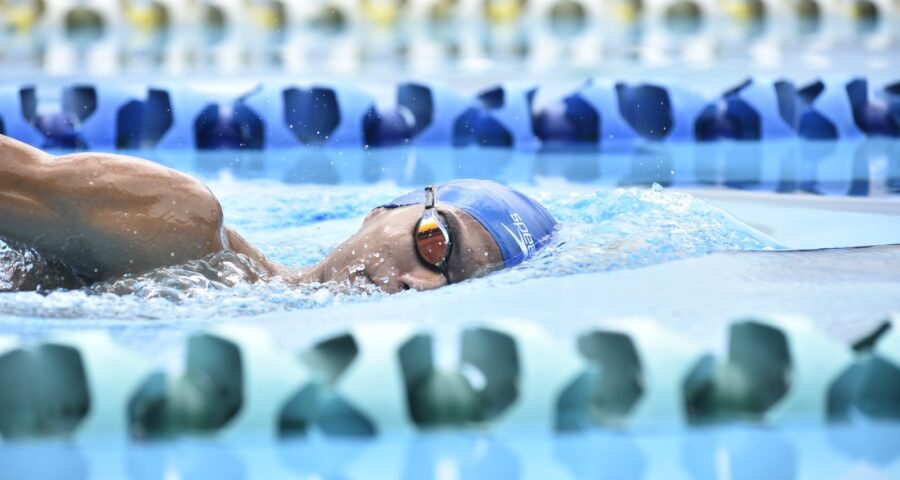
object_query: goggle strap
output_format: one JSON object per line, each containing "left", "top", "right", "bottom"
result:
{"left": 417, "top": 185, "right": 451, "bottom": 284}
{"left": 424, "top": 185, "right": 436, "bottom": 209}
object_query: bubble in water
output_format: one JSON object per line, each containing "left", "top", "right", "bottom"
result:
{"left": 349, "top": 263, "right": 365, "bottom": 274}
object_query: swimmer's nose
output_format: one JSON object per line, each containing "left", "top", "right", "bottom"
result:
{"left": 398, "top": 271, "right": 446, "bottom": 292}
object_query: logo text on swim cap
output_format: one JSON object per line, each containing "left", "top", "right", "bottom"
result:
{"left": 502, "top": 212, "right": 535, "bottom": 257}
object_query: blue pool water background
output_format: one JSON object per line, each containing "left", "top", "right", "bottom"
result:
{"left": 1, "top": 139, "right": 896, "bottom": 327}
{"left": 3, "top": 424, "right": 900, "bottom": 479}
{"left": 0, "top": 172, "right": 782, "bottom": 318}
{"left": 1, "top": 141, "right": 899, "bottom": 480}
{"left": 2, "top": 139, "right": 899, "bottom": 350}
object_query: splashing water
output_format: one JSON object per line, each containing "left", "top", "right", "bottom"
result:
{"left": 503, "top": 183, "right": 782, "bottom": 281}
{"left": 0, "top": 183, "right": 781, "bottom": 320}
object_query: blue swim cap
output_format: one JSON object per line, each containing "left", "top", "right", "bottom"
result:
{"left": 380, "top": 179, "right": 557, "bottom": 268}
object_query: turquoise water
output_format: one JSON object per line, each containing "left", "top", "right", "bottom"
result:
{"left": 2, "top": 424, "right": 900, "bottom": 479}
{"left": 134, "top": 139, "right": 900, "bottom": 196}
{"left": 1, "top": 142, "right": 900, "bottom": 479}
{"left": 0, "top": 179, "right": 780, "bottom": 320}
{"left": 2, "top": 140, "right": 897, "bottom": 324}
{"left": 1, "top": 141, "right": 899, "bottom": 344}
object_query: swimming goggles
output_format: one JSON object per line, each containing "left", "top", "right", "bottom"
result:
{"left": 414, "top": 185, "right": 452, "bottom": 283}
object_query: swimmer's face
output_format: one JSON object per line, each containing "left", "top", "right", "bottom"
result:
{"left": 311, "top": 204, "right": 504, "bottom": 293}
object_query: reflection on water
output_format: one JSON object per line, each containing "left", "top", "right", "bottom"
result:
{"left": 402, "top": 434, "right": 520, "bottom": 480}
{"left": 828, "top": 422, "right": 900, "bottom": 466}
{"left": 0, "top": 442, "right": 88, "bottom": 480}
{"left": 555, "top": 433, "right": 646, "bottom": 479}
{"left": 141, "top": 139, "right": 900, "bottom": 198}
{"left": 126, "top": 442, "right": 245, "bottom": 480}
{"left": 682, "top": 428, "right": 796, "bottom": 480}
{"left": 2, "top": 424, "right": 900, "bottom": 480}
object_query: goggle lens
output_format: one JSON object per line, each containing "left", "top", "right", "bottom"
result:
{"left": 415, "top": 211, "right": 451, "bottom": 267}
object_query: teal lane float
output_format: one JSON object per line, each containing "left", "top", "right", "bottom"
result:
{"left": 0, "top": 314, "right": 898, "bottom": 441}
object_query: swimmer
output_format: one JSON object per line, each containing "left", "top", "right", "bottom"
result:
{"left": 0, "top": 134, "right": 556, "bottom": 293}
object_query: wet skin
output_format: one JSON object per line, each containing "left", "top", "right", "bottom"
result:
{"left": 0, "top": 134, "right": 503, "bottom": 292}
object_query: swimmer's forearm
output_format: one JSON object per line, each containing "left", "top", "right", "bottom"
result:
{"left": 223, "top": 227, "right": 317, "bottom": 284}
{"left": 224, "top": 227, "right": 299, "bottom": 280}
{"left": 224, "top": 227, "right": 274, "bottom": 272}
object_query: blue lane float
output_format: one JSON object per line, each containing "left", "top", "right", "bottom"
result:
{"left": 258, "top": 83, "right": 374, "bottom": 149}
{"left": 615, "top": 83, "right": 675, "bottom": 141}
{"left": 0, "top": 77, "right": 898, "bottom": 152}
{"left": 696, "top": 79, "right": 761, "bottom": 141}
{"left": 115, "top": 89, "right": 173, "bottom": 150}
{"left": 775, "top": 79, "right": 864, "bottom": 140}
{"left": 570, "top": 79, "right": 642, "bottom": 146}
{"left": 695, "top": 78, "right": 797, "bottom": 142}
{"left": 363, "top": 83, "right": 429, "bottom": 148}
{"left": 362, "top": 82, "right": 472, "bottom": 148}
{"left": 888, "top": 82, "right": 900, "bottom": 126}
{"left": 846, "top": 78, "right": 900, "bottom": 137}
{"left": 454, "top": 85, "right": 539, "bottom": 149}
{"left": 532, "top": 91, "right": 600, "bottom": 149}
{"left": 194, "top": 101, "right": 265, "bottom": 150}
{"left": 281, "top": 86, "right": 343, "bottom": 146}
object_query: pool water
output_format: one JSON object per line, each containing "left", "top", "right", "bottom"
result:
{"left": 2, "top": 141, "right": 898, "bottom": 341}
{"left": 2, "top": 142, "right": 899, "bottom": 346}
{"left": 3, "top": 424, "right": 900, "bottom": 480}
{"left": 1, "top": 141, "right": 899, "bottom": 479}
{"left": 0, "top": 176, "right": 782, "bottom": 314}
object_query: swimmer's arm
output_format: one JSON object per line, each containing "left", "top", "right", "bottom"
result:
{"left": 0, "top": 134, "right": 228, "bottom": 277}
{"left": 223, "top": 227, "right": 293, "bottom": 278}
{"left": 1, "top": 134, "right": 297, "bottom": 280}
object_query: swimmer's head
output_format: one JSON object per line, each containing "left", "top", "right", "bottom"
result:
{"left": 309, "top": 179, "right": 557, "bottom": 293}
